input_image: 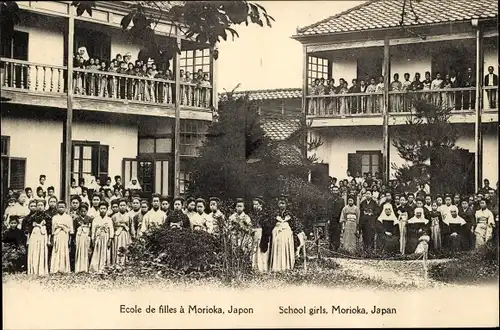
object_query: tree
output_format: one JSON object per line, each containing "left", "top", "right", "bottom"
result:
{"left": 0, "top": 1, "right": 274, "bottom": 68}
{"left": 391, "top": 99, "right": 470, "bottom": 195}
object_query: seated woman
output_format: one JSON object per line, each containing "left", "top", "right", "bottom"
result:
{"left": 443, "top": 205, "right": 467, "bottom": 253}
{"left": 376, "top": 203, "right": 400, "bottom": 255}
{"left": 406, "top": 208, "right": 431, "bottom": 256}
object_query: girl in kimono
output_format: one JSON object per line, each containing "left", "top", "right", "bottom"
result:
{"left": 200, "top": 73, "right": 211, "bottom": 108}
{"left": 422, "top": 71, "right": 432, "bottom": 102}
{"left": 375, "top": 76, "right": 385, "bottom": 113}
{"left": 107, "top": 60, "right": 118, "bottom": 98}
{"left": 428, "top": 201, "right": 444, "bottom": 252}
{"left": 251, "top": 196, "right": 271, "bottom": 272}
{"left": 166, "top": 197, "right": 190, "bottom": 230}
{"left": 359, "top": 79, "right": 367, "bottom": 114}
{"left": 270, "top": 196, "right": 297, "bottom": 271}
{"left": 365, "top": 78, "right": 377, "bottom": 114}
{"left": 229, "top": 198, "right": 252, "bottom": 245}
{"left": 50, "top": 200, "right": 74, "bottom": 274}
{"left": 124, "top": 62, "right": 135, "bottom": 100}
{"left": 443, "top": 205, "right": 467, "bottom": 253}
{"left": 74, "top": 203, "right": 92, "bottom": 272}
{"left": 112, "top": 199, "right": 135, "bottom": 265}
{"left": 162, "top": 69, "right": 173, "bottom": 104}
{"left": 474, "top": 199, "right": 495, "bottom": 248}
{"left": 146, "top": 67, "right": 157, "bottom": 103}
{"left": 183, "top": 71, "right": 192, "bottom": 106}
{"left": 390, "top": 73, "right": 402, "bottom": 112}
{"left": 193, "top": 69, "right": 203, "bottom": 107}
{"left": 430, "top": 72, "right": 443, "bottom": 106}
{"left": 376, "top": 203, "right": 400, "bottom": 254}
{"left": 340, "top": 195, "right": 360, "bottom": 253}
{"left": 326, "top": 78, "right": 338, "bottom": 115}
{"left": 308, "top": 78, "right": 319, "bottom": 115}
{"left": 406, "top": 207, "right": 431, "bottom": 255}
{"left": 46, "top": 196, "right": 58, "bottom": 218}
{"left": 401, "top": 73, "right": 412, "bottom": 112}
{"left": 442, "top": 74, "right": 454, "bottom": 109}
{"left": 207, "top": 197, "right": 224, "bottom": 235}
{"left": 88, "top": 193, "right": 101, "bottom": 220}
{"left": 90, "top": 201, "right": 114, "bottom": 273}
{"left": 317, "top": 78, "right": 326, "bottom": 115}
{"left": 338, "top": 80, "right": 349, "bottom": 116}
{"left": 396, "top": 195, "right": 411, "bottom": 255}
{"left": 27, "top": 199, "right": 52, "bottom": 276}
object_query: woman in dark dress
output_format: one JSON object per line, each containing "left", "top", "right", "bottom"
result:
{"left": 406, "top": 207, "right": 431, "bottom": 255}
{"left": 376, "top": 203, "right": 400, "bottom": 255}
{"left": 443, "top": 205, "right": 467, "bottom": 253}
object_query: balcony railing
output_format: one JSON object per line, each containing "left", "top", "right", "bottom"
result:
{"left": 305, "top": 87, "right": 498, "bottom": 117}
{"left": 1, "top": 58, "right": 213, "bottom": 109}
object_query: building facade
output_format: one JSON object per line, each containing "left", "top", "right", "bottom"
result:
{"left": 292, "top": 0, "right": 498, "bottom": 193}
{"left": 1, "top": 1, "right": 216, "bottom": 202}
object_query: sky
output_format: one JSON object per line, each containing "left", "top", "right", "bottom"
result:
{"left": 216, "top": 1, "right": 365, "bottom": 93}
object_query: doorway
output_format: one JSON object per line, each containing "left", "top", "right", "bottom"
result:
{"left": 123, "top": 158, "right": 171, "bottom": 199}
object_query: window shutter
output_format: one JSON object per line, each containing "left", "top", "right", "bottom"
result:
{"left": 9, "top": 158, "right": 26, "bottom": 190}
{"left": 378, "top": 151, "right": 383, "bottom": 176}
{"left": 91, "top": 145, "right": 99, "bottom": 178}
{"left": 98, "top": 145, "right": 109, "bottom": 183}
{"left": 347, "top": 153, "right": 361, "bottom": 176}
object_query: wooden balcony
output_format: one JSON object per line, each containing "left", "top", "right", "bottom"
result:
{"left": 306, "top": 87, "right": 498, "bottom": 127}
{"left": 0, "top": 58, "right": 213, "bottom": 121}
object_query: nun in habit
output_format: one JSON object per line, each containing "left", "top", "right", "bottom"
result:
{"left": 406, "top": 207, "right": 431, "bottom": 255}
{"left": 376, "top": 203, "right": 400, "bottom": 254}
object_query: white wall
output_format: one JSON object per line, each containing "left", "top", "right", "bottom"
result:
{"left": 110, "top": 32, "right": 143, "bottom": 62}
{"left": 2, "top": 113, "right": 138, "bottom": 198}
{"left": 310, "top": 126, "right": 383, "bottom": 180}
{"left": 331, "top": 58, "right": 357, "bottom": 84}
{"left": 391, "top": 54, "right": 432, "bottom": 81}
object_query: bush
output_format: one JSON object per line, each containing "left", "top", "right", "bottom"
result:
{"left": 2, "top": 242, "right": 26, "bottom": 273}
{"left": 428, "top": 242, "right": 499, "bottom": 283}
{"left": 127, "top": 226, "right": 223, "bottom": 275}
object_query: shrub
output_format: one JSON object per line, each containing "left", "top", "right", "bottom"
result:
{"left": 428, "top": 242, "right": 499, "bottom": 283}
{"left": 127, "top": 226, "right": 223, "bottom": 275}
{"left": 2, "top": 242, "right": 26, "bottom": 273}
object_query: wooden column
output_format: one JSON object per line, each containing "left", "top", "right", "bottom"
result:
{"left": 301, "top": 45, "right": 308, "bottom": 160}
{"left": 210, "top": 46, "right": 218, "bottom": 115}
{"left": 474, "top": 26, "right": 484, "bottom": 193}
{"left": 382, "top": 37, "right": 390, "bottom": 184}
{"left": 63, "top": 11, "right": 74, "bottom": 203}
{"left": 174, "top": 33, "right": 181, "bottom": 197}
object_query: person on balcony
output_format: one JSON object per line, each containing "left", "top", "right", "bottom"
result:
{"left": 442, "top": 74, "right": 454, "bottom": 109}
{"left": 365, "top": 77, "right": 377, "bottom": 114}
{"left": 124, "top": 62, "right": 136, "bottom": 100}
{"left": 326, "top": 78, "right": 338, "bottom": 115}
{"left": 98, "top": 61, "right": 108, "bottom": 97}
{"left": 86, "top": 58, "right": 99, "bottom": 96}
{"left": 200, "top": 73, "right": 211, "bottom": 108}
{"left": 146, "top": 66, "right": 157, "bottom": 103}
{"left": 359, "top": 79, "right": 367, "bottom": 114}
{"left": 184, "top": 71, "right": 193, "bottom": 106}
{"left": 390, "top": 73, "right": 402, "bottom": 113}
{"left": 484, "top": 66, "right": 498, "bottom": 109}
{"left": 375, "top": 76, "right": 385, "bottom": 113}
{"left": 107, "top": 60, "right": 118, "bottom": 98}
{"left": 422, "top": 71, "right": 432, "bottom": 102}
{"left": 348, "top": 78, "right": 360, "bottom": 114}
{"left": 317, "top": 77, "right": 326, "bottom": 115}
{"left": 338, "top": 79, "right": 348, "bottom": 116}
{"left": 431, "top": 72, "right": 444, "bottom": 107}
{"left": 462, "top": 67, "right": 476, "bottom": 110}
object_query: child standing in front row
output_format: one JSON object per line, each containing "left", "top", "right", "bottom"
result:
{"left": 50, "top": 200, "right": 73, "bottom": 274}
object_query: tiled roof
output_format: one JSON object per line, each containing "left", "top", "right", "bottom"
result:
{"left": 296, "top": 0, "right": 498, "bottom": 36}
{"left": 224, "top": 88, "right": 302, "bottom": 101}
{"left": 261, "top": 116, "right": 301, "bottom": 141}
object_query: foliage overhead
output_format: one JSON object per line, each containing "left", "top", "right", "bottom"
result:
{"left": 1, "top": 1, "right": 274, "bottom": 68}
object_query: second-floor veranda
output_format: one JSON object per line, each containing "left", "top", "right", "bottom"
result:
{"left": 0, "top": 5, "right": 215, "bottom": 121}
{"left": 304, "top": 34, "right": 498, "bottom": 127}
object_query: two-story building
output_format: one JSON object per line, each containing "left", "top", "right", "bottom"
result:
{"left": 1, "top": 1, "right": 216, "bottom": 202}
{"left": 292, "top": 0, "right": 498, "bottom": 194}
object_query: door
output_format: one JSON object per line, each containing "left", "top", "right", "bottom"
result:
{"left": 123, "top": 158, "right": 171, "bottom": 198}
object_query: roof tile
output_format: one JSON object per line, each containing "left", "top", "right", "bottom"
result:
{"left": 222, "top": 88, "right": 302, "bottom": 101}
{"left": 296, "top": 0, "right": 498, "bottom": 36}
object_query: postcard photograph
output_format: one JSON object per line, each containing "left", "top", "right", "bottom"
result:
{"left": 1, "top": 0, "right": 499, "bottom": 328}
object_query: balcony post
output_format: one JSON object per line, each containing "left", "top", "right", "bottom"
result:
{"left": 474, "top": 25, "right": 484, "bottom": 193}
{"left": 209, "top": 46, "right": 218, "bottom": 116}
{"left": 382, "top": 37, "right": 390, "bottom": 185}
{"left": 174, "top": 33, "right": 181, "bottom": 197}
{"left": 63, "top": 10, "right": 74, "bottom": 203}
{"left": 301, "top": 45, "right": 308, "bottom": 161}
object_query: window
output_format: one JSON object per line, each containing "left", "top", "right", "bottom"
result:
{"left": 1, "top": 30, "right": 28, "bottom": 60}
{"left": 180, "top": 120, "right": 208, "bottom": 157}
{"left": 180, "top": 48, "right": 211, "bottom": 77}
{"left": 138, "top": 137, "right": 172, "bottom": 154}
{"left": 9, "top": 158, "right": 26, "bottom": 190}
{"left": 1, "top": 136, "right": 9, "bottom": 157}
{"left": 74, "top": 27, "right": 111, "bottom": 63}
{"left": 70, "top": 142, "right": 109, "bottom": 185}
{"left": 179, "top": 171, "right": 190, "bottom": 194}
{"left": 348, "top": 151, "right": 382, "bottom": 176}
{"left": 307, "top": 56, "right": 329, "bottom": 85}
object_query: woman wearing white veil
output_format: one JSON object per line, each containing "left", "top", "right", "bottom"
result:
{"left": 407, "top": 207, "right": 431, "bottom": 255}
{"left": 376, "top": 203, "right": 399, "bottom": 254}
